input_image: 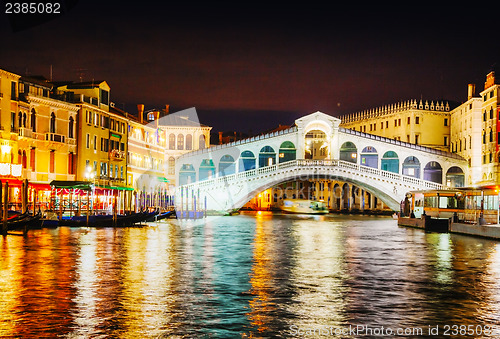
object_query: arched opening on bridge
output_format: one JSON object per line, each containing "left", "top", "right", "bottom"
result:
{"left": 339, "top": 142, "right": 357, "bottom": 163}
{"left": 259, "top": 146, "right": 276, "bottom": 167}
{"left": 179, "top": 164, "right": 196, "bottom": 185}
{"left": 219, "top": 154, "right": 236, "bottom": 176}
{"left": 239, "top": 150, "right": 256, "bottom": 172}
{"left": 342, "top": 183, "right": 350, "bottom": 209}
{"left": 423, "top": 161, "right": 442, "bottom": 184}
{"left": 402, "top": 156, "right": 420, "bottom": 178}
{"left": 332, "top": 183, "right": 341, "bottom": 209}
{"left": 199, "top": 134, "right": 206, "bottom": 149}
{"left": 279, "top": 141, "right": 296, "bottom": 163}
{"left": 360, "top": 146, "right": 378, "bottom": 168}
{"left": 305, "top": 130, "right": 328, "bottom": 160}
{"left": 199, "top": 159, "right": 216, "bottom": 181}
{"left": 381, "top": 151, "right": 399, "bottom": 173}
{"left": 446, "top": 166, "right": 465, "bottom": 187}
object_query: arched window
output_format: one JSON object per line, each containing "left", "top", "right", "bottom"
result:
{"left": 199, "top": 134, "right": 206, "bottom": 149}
{"left": 169, "top": 134, "right": 175, "bottom": 150}
{"left": 177, "top": 134, "right": 184, "bottom": 150}
{"left": 239, "top": 150, "right": 256, "bottom": 172}
{"left": 360, "top": 146, "right": 378, "bottom": 168}
{"left": 279, "top": 141, "right": 296, "bottom": 163}
{"left": 18, "top": 112, "right": 22, "bottom": 128}
{"left": 23, "top": 112, "right": 27, "bottom": 127}
{"left": 68, "top": 116, "right": 74, "bottom": 138}
{"left": 199, "top": 159, "right": 215, "bottom": 180}
{"left": 381, "top": 151, "right": 399, "bottom": 173}
{"left": 179, "top": 164, "right": 196, "bottom": 185}
{"left": 423, "top": 161, "right": 443, "bottom": 184}
{"left": 168, "top": 156, "right": 175, "bottom": 175}
{"left": 22, "top": 150, "right": 27, "bottom": 169}
{"left": 402, "top": 156, "right": 420, "bottom": 178}
{"left": 259, "top": 146, "right": 276, "bottom": 167}
{"left": 219, "top": 154, "right": 236, "bottom": 176}
{"left": 446, "top": 166, "right": 464, "bottom": 187}
{"left": 185, "top": 134, "right": 192, "bottom": 150}
{"left": 339, "top": 142, "right": 357, "bottom": 163}
{"left": 50, "top": 112, "right": 56, "bottom": 133}
{"left": 31, "top": 108, "right": 36, "bottom": 132}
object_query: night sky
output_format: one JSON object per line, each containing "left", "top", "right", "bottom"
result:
{"left": 1, "top": 2, "right": 499, "bottom": 134}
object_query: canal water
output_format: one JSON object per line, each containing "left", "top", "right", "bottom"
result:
{"left": 0, "top": 212, "right": 499, "bottom": 338}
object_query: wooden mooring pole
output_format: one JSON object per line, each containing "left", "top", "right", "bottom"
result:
{"left": 3, "top": 182, "right": 9, "bottom": 235}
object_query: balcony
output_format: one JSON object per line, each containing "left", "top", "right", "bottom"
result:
{"left": 109, "top": 149, "right": 125, "bottom": 160}
{"left": 45, "top": 132, "right": 66, "bottom": 143}
{"left": 18, "top": 127, "right": 33, "bottom": 138}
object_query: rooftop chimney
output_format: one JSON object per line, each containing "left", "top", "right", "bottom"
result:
{"left": 137, "top": 104, "right": 144, "bottom": 124}
{"left": 219, "top": 131, "right": 223, "bottom": 145}
{"left": 485, "top": 71, "right": 496, "bottom": 90}
{"left": 165, "top": 104, "right": 169, "bottom": 115}
{"left": 468, "top": 84, "right": 476, "bottom": 100}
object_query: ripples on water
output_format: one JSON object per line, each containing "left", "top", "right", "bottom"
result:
{"left": 0, "top": 212, "right": 499, "bottom": 338}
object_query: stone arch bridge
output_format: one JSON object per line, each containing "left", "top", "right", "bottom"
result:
{"left": 175, "top": 112, "right": 467, "bottom": 214}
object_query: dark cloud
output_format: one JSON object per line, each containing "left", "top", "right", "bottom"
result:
{"left": 1, "top": 2, "right": 498, "bottom": 132}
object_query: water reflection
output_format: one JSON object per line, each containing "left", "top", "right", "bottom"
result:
{"left": 0, "top": 215, "right": 498, "bottom": 338}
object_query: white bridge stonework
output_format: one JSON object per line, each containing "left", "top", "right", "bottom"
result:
{"left": 175, "top": 112, "right": 468, "bottom": 213}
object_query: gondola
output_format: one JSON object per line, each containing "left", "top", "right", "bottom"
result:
{"left": 37, "top": 210, "right": 159, "bottom": 228}
{"left": 145, "top": 210, "right": 174, "bottom": 222}
{"left": 7, "top": 212, "right": 43, "bottom": 231}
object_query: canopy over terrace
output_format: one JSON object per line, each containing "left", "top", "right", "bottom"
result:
{"left": 49, "top": 180, "right": 135, "bottom": 215}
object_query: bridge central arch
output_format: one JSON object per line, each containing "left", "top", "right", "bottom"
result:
{"left": 175, "top": 111, "right": 468, "bottom": 214}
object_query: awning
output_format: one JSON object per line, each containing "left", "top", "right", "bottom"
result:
{"left": 50, "top": 180, "right": 93, "bottom": 191}
{"left": 29, "top": 182, "right": 52, "bottom": 190}
{"left": 96, "top": 184, "right": 134, "bottom": 191}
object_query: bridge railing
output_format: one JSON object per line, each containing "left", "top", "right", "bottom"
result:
{"left": 181, "top": 159, "right": 444, "bottom": 191}
{"left": 339, "top": 127, "right": 465, "bottom": 160}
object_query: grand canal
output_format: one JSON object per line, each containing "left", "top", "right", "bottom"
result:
{"left": 0, "top": 212, "right": 500, "bottom": 338}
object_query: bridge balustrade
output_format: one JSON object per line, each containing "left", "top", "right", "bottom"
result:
{"left": 180, "top": 159, "right": 445, "bottom": 191}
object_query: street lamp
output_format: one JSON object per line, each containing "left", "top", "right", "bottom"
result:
{"left": 84, "top": 166, "right": 96, "bottom": 214}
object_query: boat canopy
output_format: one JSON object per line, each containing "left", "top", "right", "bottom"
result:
{"left": 49, "top": 180, "right": 93, "bottom": 191}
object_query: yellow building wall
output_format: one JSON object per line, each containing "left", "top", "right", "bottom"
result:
{"left": 340, "top": 101, "right": 451, "bottom": 151}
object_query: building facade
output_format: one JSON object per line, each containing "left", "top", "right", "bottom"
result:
{"left": 479, "top": 71, "right": 500, "bottom": 184}
{"left": 340, "top": 99, "right": 453, "bottom": 151}
{"left": 449, "top": 84, "right": 483, "bottom": 185}
{"left": 54, "top": 80, "right": 131, "bottom": 213}
{"left": 127, "top": 105, "right": 169, "bottom": 211}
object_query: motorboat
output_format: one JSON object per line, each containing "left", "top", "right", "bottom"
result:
{"left": 280, "top": 199, "right": 329, "bottom": 214}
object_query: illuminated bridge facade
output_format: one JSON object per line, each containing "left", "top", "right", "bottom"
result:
{"left": 175, "top": 112, "right": 468, "bottom": 213}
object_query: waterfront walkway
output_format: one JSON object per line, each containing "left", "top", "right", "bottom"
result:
{"left": 450, "top": 222, "right": 500, "bottom": 240}
{"left": 398, "top": 216, "right": 500, "bottom": 240}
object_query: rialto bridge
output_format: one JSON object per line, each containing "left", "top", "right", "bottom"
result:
{"left": 175, "top": 111, "right": 468, "bottom": 214}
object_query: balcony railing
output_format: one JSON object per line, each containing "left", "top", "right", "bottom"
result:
{"left": 109, "top": 149, "right": 125, "bottom": 160}
{"left": 18, "top": 127, "right": 33, "bottom": 138}
{"left": 45, "top": 132, "right": 66, "bottom": 143}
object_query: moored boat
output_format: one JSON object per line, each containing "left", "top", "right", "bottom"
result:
{"left": 280, "top": 199, "right": 329, "bottom": 214}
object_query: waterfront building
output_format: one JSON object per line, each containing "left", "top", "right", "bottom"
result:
{"left": 53, "top": 80, "right": 131, "bottom": 213}
{"left": 340, "top": 99, "right": 454, "bottom": 151}
{"left": 449, "top": 70, "right": 500, "bottom": 186}
{"left": 0, "top": 69, "right": 23, "bottom": 208}
{"left": 17, "top": 75, "right": 79, "bottom": 209}
{"left": 158, "top": 108, "right": 212, "bottom": 187}
{"left": 126, "top": 105, "right": 212, "bottom": 211}
{"left": 127, "top": 105, "right": 169, "bottom": 211}
{"left": 478, "top": 70, "right": 500, "bottom": 184}
{"left": 449, "top": 84, "right": 483, "bottom": 185}
{"left": 0, "top": 69, "right": 22, "bottom": 176}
